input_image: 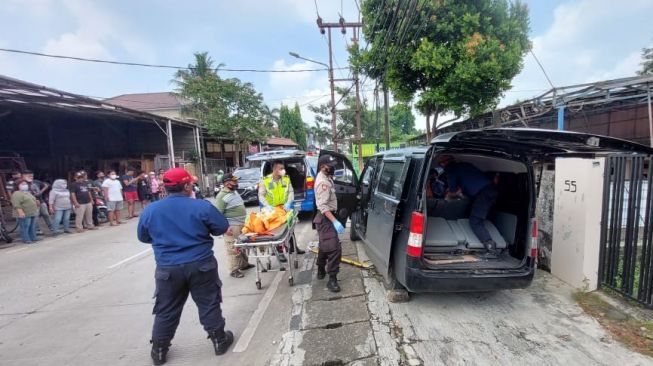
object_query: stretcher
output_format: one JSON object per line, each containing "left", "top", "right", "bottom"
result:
{"left": 234, "top": 215, "right": 298, "bottom": 290}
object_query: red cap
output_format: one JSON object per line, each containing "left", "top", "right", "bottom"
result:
{"left": 162, "top": 168, "right": 193, "bottom": 186}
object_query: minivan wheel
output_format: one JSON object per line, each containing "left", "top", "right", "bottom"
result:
{"left": 384, "top": 266, "right": 410, "bottom": 303}
{"left": 349, "top": 212, "right": 361, "bottom": 241}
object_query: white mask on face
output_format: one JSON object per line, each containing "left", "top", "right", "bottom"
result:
{"left": 279, "top": 169, "right": 286, "bottom": 177}
{"left": 19, "top": 184, "right": 29, "bottom": 191}
{"left": 109, "top": 174, "right": 117, "bottom": 180}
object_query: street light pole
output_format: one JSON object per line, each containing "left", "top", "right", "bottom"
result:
{"left": 289, "top": 50, "right": 337, "bottom": 151}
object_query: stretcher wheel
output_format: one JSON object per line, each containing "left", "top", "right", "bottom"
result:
{"left": 294, "top": 259, "right": 299, "bottom": 269}
{"left": 288, "top": 278, "right": 294, "bottom": 286}
{"left": 256, "top": 281, "right": 262, "bottom": 290}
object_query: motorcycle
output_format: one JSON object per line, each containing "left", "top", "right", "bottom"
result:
{"left": 95, "top": 197, "right": 109, "bottom": 224}
{"left": 69, "top": 197, "right": 109, "bottom": 225}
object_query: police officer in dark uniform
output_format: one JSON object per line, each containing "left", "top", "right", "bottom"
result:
{"left": 313, "top": 155, "right": 345, "bottom": 293}
{"left": 137, "top": 168, "right": 233, "bottom": 365}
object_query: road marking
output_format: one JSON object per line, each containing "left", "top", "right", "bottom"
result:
{"left": 6, "top": 247, "right": 29, "bottom": 254}
{"left": 107, "top": 248, "right": 152, "bottom": 269}
{"left": 233, "top": 270, "right": 284, "bottom": 353}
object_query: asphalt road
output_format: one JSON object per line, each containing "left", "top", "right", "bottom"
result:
{"left": 0, "top": 212, "right": 315, "bottom": 366}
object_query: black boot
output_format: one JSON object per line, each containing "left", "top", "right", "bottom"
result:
{"left": 150, "top": 340, "right": 170, "bottom": 365}
{"left": 208, "top": 329, "right": 234, "bottom": 355}
{"left": 327, "top": 275, "right": 341, "bottom": 293}
{"left": 317, "top": 266, "right": 326, "bottom": 280}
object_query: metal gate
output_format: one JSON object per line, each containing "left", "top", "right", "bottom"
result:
{"left": 599, "top": 155, "right": 653, "bottom": 307}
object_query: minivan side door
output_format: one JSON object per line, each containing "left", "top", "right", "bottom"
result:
{"left": 356, "top": 156, "right": 382, "bottom": 237}
{"left": 364, "top": 157, "right": 411, "bottom": 273}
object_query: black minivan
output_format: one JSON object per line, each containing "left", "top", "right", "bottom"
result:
{"left": 324, "top": 128, "right": 653, "bottom": 293}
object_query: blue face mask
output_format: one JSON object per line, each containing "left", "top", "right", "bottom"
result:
{"left": 19, "top": 184, "right": 29, "bottom": 191}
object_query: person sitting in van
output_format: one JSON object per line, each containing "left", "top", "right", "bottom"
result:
{"left": 426, "top": 168, "right": 446, "bottom": 199}
{"left": 439, "top": 155, "right": 498, "bottom": 257}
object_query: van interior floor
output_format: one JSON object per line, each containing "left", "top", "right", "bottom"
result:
{"left": 423, "top": 252, "right": 522, "bottom": 270}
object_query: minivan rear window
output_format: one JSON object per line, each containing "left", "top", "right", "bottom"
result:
{"left": 377, "top": 161, "right": 403, "bottom": 199}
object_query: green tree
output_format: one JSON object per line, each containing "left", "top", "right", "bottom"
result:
{"left": 353, "top": 0, "right": 531, "bottom": 137}
{"left": 278, "top": 103, "right": 308, "bottom": 150}
{"left": 389, "top": 103, "right": 417, "bottom": 139}
{"left": 638, "top": 47, "right": 653, "bottom": 75}
{"left": 173, "top": 52, "right": 271, "bottom": 143}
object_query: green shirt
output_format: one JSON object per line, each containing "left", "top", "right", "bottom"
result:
{"left": 11, "top": 191, "right": 39, "bottom": 218}
{"left": 214, "top": 189, "right": 247, "bottom": 225}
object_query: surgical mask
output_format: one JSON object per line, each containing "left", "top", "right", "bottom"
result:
{"left": 279, "top": 169, "right": 286, "bottom": 177}
{"left": 109, "top": 174, "right": 117, "bottom": 180}
{"left": 19, "top": 184, "right": 29, "bottom": 191}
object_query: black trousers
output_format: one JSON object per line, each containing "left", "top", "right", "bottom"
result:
{"left": 314, "top": 212, "right": 342, "bottom": 275}
{"left": 92, "top": 204, "right": 99, "bottom": 227}
{"left": 151, "top": 256, "right": 225, "bottom": 343}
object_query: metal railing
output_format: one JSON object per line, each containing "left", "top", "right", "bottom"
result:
{"left": 599, "top": 155, "right": 653, "bottom": 307}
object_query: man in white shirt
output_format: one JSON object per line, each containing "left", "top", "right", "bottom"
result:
{"left": 102, "top": 170, "right": 124, "bottom": 226}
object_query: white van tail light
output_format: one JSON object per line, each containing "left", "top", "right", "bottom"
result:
{"left": 530, "top": 218, "right": 538, "bottom": 258}
{"left": 407, "top": 211, "right": 424, "bottom": 257}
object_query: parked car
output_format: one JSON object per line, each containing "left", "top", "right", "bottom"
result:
{"left": 232, "top": 167, "right": 262, "bottom": 204}
{"left": 326, "top": 128, "right": 653, "bottom": 293}
{"left": 246, "top": 150, "right": 316, "bottom": 214}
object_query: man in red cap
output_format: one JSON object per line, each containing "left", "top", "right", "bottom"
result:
{"left": 137, "top": 168, "right": 233, "bottom": 365}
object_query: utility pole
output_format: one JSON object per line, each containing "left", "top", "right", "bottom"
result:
{"left": 383, "top": 87, "right": 390, "bottom": 150}
{"left": 317, "top": 17, "right": 363, "bottom": 163}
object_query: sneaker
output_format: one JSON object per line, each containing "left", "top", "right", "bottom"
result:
{"left": 240, "top": 264, "right": 255, "bottom": 271}
{"left": 230, "top": 270, "right": 244, "bottom": 278}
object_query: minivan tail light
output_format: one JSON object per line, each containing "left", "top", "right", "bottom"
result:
{"left": 407, "top": 211, "right": 424, "bottom": 257}
{"left": 529, "top": 218, "right": 538, "bottom": 258}
{"left": 306, "top": 176, "right": 314, "bottom": 190}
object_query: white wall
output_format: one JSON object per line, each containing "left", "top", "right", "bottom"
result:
{"left": 551, "top": 157, "right": 605, "bottom": 291}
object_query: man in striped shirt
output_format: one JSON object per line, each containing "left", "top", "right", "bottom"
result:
{"left": 214, "top": 174, "right": 255, "bottom": 278}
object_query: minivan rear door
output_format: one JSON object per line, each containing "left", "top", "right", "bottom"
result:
{"left": 432, "top": 128, "right": 653, "bottom": 156}
{"left": 318, "top": 150, "right": 358, "bottom": 226}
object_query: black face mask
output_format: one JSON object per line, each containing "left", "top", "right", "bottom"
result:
{"left": 324, "top": 165, "right": 335, "bottom": 176}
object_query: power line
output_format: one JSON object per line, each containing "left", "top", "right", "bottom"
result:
{"left": 529, "top": 49, "right": 556, "bottom": 89}
{"left": 0, "top": 48, "right": 349, "bottom": 73}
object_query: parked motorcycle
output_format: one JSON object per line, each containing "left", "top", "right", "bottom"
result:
{"left": 69, "top": 197, "right": 109, "bottom": 225}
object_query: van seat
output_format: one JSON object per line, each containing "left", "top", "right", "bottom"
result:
{"left": 457, "top": 219, "right": 507, "bottom": 249}
{"left": 425, "top": 217, "right": 459, "bottom": 247}
{"left": 427, "top": 198, "right": 471, "bottom": 220}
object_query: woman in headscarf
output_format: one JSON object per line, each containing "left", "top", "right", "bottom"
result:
{"left": 11, "top": 179, "right": 39, "bottom": 243}
{"left": 48, "top": 179, "right": 73, "bottom": 235}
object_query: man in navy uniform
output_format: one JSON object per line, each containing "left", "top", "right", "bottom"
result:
{"left": 138, "top": 168, "right": 233, "bottom": 365}
{"left": 439, "top": 155, "right": 498, "bottom": 257}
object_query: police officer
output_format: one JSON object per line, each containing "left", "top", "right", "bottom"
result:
{"left": 313, "top": 154, "right": 345, "bottom": 293}
{"left": 137, "top": 168, "right": 234, "bottom": 365}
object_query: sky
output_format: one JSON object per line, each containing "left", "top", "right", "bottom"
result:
{"left": 1, "top": 0, "right": 652, "bottom": 131}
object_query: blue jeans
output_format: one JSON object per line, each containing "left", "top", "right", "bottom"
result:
{"left": 52, "top": 209, "right": 71, "bottom": 233}
{"left": 18, "top": 216, "right": 38, "bottom": 243}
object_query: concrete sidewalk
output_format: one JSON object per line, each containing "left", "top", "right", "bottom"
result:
{"left": 269, "top": 236, "right": 417, "bottom": 366}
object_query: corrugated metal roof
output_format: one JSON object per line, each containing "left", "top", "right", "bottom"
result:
{"left": 266, "top": 137, "right": 298, "bottom": 146}
{"left": 0, "top": 74, "right": 194, "bottom": 127}
{"left": 104, "top": 92, "right": 188, "bottom": 111}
